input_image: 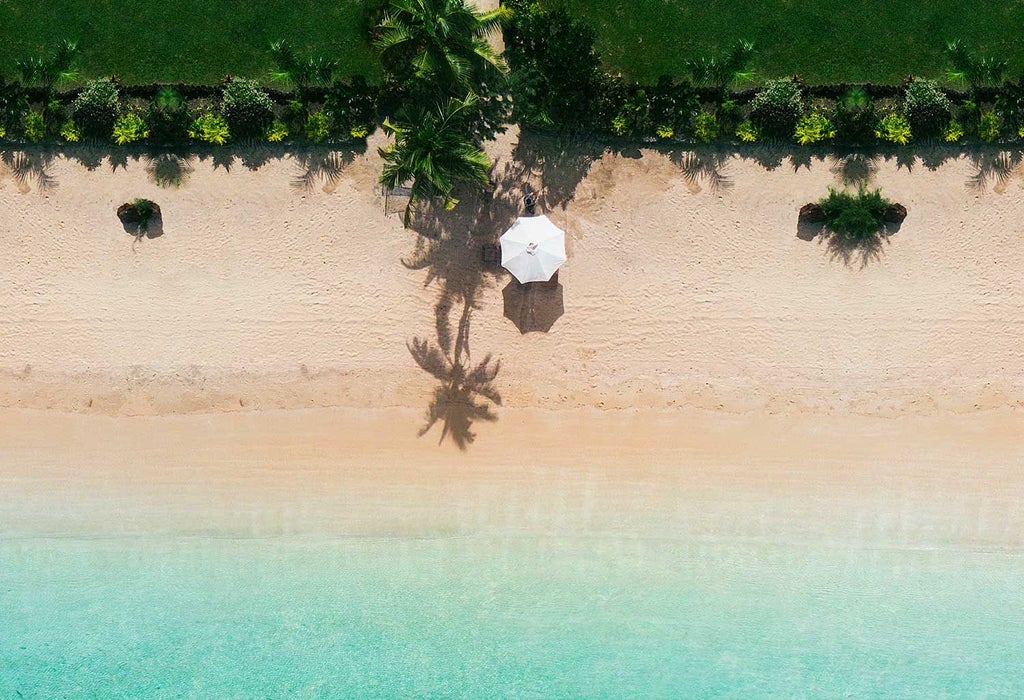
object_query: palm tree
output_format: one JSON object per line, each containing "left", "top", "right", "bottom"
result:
{"left": 17, "top": 39, "right": 80, "bottom": 96}
{"left": 373, "top": 0, "right": 510, "bottom": 92}
{"left": 379, "top": 94, "right": 492, "bottom": 227}
{"left": 685, "top": 40, "right": 755, "bottom": 89}
{"left": 946, "top": 39, "right": 1007, "bottom": 90}
{"left": 268, "top": 40, "right": 339, "bottom": 99}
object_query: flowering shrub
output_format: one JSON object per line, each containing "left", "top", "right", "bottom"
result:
{"left": 903, "top": 78, "right": 952, "bottom": 136}
{"left": 749, "top": 78, "right": 803, "bottom": 136}
{"left": 73, "top": 78, "right": 121, "bottom": 138}
{"left": 220, "top": 78, "right": 274, "bottom": 138}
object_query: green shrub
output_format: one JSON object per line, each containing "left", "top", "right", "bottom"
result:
{"left": 112, "top": 112, "right": 149, "bottom": 144}
{"left": 794, "top": 111, "right": 836, "bottom": 144}
{"left": 819, "top": 187, "right": 892, "bottom": 240}
{"left": 60, "top": 120, "right": 81, "bottom": 142}
{"left": 349, "top": 124, "right": 370, "bottom": 139}
{"left": 73, "top": 78, "right": 121, "bottom": 138}
{"left": 875, "top": 112, "right": 912, "bottom": 144}
{"left": 23, "top": 110, "right": 46, "bottom": 142}
{"left": 220, "top": 78, "right": 274, "bottom": 138}
{"left": 749, "top": 78, "right": 803, "bottom": 136}
{"left": 903, "top": 78, "right": 952, "bottom": 136}
{"left": 942, "top": 120, "right": 964, "bottom": 142}
{"left": 265, "top": 120, "right": 289, "bottom": 142}
{"left": 692, "top": 110, "right": 719, "bottom": 142}
{"left": 147, "top": 87, "right": 190, "bottom": 143}
{"left": 0, "top": 125, "right": 6, "bottom": 139}
{"left": 978, "top": 111, "right": 1000, "bottom": 141}
{"left": 1019, "top": 124, "right": 1024, "bottom": 139}
{"left": 610, "top": 114, "right": 628, "bottom": 136}
{"left": 132, "top": 198, "right": 156, "bottom": 232}
{"left": 189, "top": 112, "right": 230, "bottom": 144}
{"left": 835, "top": 87, "right": 875, "bottom": 141}
{"left": 735, "top": 120, "right": 759, "bottom": 142}
{"left": 655, "top": 124, "right": 674, "bottom": 139}
{"left": 305, "top": 110, "right": 331, "bottom": 142}
{"left": 504, "top": 0, "right": 606, "bottom": 131}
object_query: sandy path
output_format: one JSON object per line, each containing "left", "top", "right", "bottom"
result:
{"left": 2, "top": 136, "right": 1023, "bottom": 420}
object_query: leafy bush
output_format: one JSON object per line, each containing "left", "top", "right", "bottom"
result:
{"left": 266, "top": 120, "right": 289, "bottom": 142}
{"left": 735, "top": 120, "right": 759, "bottom": 142}
{"left": 23, "top": 110, "right": 46, "bottom": 142}
{"left": 903, "top": 78, "right": 952, "bottom": 136}
{"left": 113, "top": 112, "right": 149, "bottom": 144}
{"left": 324, "top": 77, "right": 378, "bottom": 140}
{"left": 942, "top": 120, "right": 964, "bottom": 142}
{"left": 220, "top": 78, "right": 274, "bottom": 138}
{"left": 978, "top": 111, "right": 1000, "bottom": 141}
{"left": 794, "top": 111, "right": 836, "bottom": 144}
{"left": 749, "top": 78, "right": 803, "bottom": 136}
{"left": 60, "top": 120, "right": 81, "bottom": 142}
{"left": 504, "top": 0, "right": 606, "bottom": 131}
{"left": 875, "top": 112, "right": 911, "bottom": 144}
{"left": 305, "top": 110, "right": 331, "bottom": 142}
{"left": 655, "top": 124, "right": 674, "bottom": 139}
{"left": 819, "top": 187, "right": 892, "bottom": 239}
{"left": 693, "top": 110, "right": 718, "bottom": 142}
{"left": 147, "top": 87, "right": 190, "bottom": 143}
{"left": 73, "top": 78, "right": 121, "bottom": 138}
{"left": 189, "top": 112, "right": 230, "bottom": 144}
{"left": 0, "top": 79, "right": 30, "bottom": 136}
{"left": 0, "top": 125, "right": 5, "bottom": 139}
{"left": 350, "top": 124, "right": 370, "bottom": 139}
{"left": 132, "top": 198, "right": 157, "bottom": 232}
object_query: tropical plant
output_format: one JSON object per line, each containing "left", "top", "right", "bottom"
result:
{"left": 684, "top": 40, "right": 755, "bottom": 89}
{"left": 189, "top": 112, "right": 230, "bottom": 144}
{"left": 23, "top": 110, "right": 46, "bottom": 142}
{"left": 693, "top": 110, "right": 719, "bottom": 142}
{"left": 324, "top": 76, "right": 379, "bottom": 140}
{"left": 818, "top": 187, "right": 892, "bottom": 240}
{"left": 835, "top": 87, "right": 875, "bottom": 141}
{"left": 268, "top": 39, "right": 339, "bottom": 99}
{"left": 17, "top": 39, "right": 80, "bottom": 96}
{"left": 0, "top": 79, "right": 30, "bottom": 136}
{"left": 305, "top": 110, "right": 331, "bottom": 141}
{"left": 903, "top": 78, "right": 952, "bottom": 136}
{"left": 735, "top": 120, "right": 759, "bottom": 142}
{"left": 942, "top": 120, "right": 964, "bottom": 142}
{"left": 945, "top": 40, "right": 1008, "bottom": 90}
{"left": 132, "top": 198, "right": 156, "bottom": 233}
{"left": 875, "top": 111, "right": 912, "bottom": 144}
{"left": 749, "top": 78, "right": 803, "bottom": 136}
{"left": 609, "top": 89, "right": 651, "bottom": 136}
{"left": 266, "top": 120, "right": 289, "bottom": 142}
{"left": 147, "top": 87, "right": 190, "bottom": 143}
{"left": 373, "top": 0, "right": 510, "bottom": 91}
{"left": 112, "top": 112, "right": 149, "bottom": 144}
{"left": 73, "top": 78, "right": 121, "bottom": 138}
{"left": 978, "top": 111, "right": 1001, "bottom": 141}
{"left": 503, "top": 0, "right": 606, "bottom": 131}
{"left": 220, "top": 78, "right": 275, "bottom": 138}
{"left": 794, "top": 111, "right": 836, "bottom": 144}
{"left": 378, "top": 94, "right": 491, "bottom": 226}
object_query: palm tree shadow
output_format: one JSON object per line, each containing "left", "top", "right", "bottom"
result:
{"left": 662, "top": 146, "right": 734, "bottom": 194}
{"left": 1, "top": 150, "right": 58, "bottom": 193}
{"left": 291, "top": 146, "right": 362, "bottom": 194}
{"left": 408, "top": 299, "right": 501, "bottom": 450}
{"left": 144, "top": 152, "right": 195, "bottom": 189}
{"left": 829, "top": 152, "right": 881, "bottom": 188}
{"left": 967, "top": 149, "right": 1023, "bottom": 193}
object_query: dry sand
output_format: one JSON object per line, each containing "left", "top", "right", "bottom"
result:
{"left": 1, "top": 132, "right": 1023, "bottom": 539}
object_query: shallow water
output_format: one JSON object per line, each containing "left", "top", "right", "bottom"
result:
{"left": 4, "top": 532, "right": 1023, "bottom": 698}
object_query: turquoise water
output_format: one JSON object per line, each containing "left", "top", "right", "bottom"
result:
{"left": 3, "top": 534, "right": 1023, "bottom": 698}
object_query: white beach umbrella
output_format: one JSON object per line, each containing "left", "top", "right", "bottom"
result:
{"left": 499, "top": 215, "right": 567, "bottom": 284}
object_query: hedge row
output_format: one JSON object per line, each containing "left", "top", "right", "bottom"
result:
{"left": 0, "top": 76, "right": 377, "bottom": 147}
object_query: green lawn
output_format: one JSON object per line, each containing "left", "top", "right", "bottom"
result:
{"left": 552, "top": 0, "right": 1024, "bottom": 84}
{"left": 0, "top": 0, "right": 379, "bottom": 85}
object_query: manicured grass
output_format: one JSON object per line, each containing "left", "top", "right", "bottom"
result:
{"left": 0, "top": 0, "right": 379, "bottom": 85}
{"left": 551, "top": 0, "right": 1024, "bottom": 84}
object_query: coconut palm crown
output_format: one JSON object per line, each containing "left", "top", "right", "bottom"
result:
{"left": 373, "top": 0, "right": 511, "bottom": 92}
{"left": 379, "top": 94, "right": 492, "bottom": 227}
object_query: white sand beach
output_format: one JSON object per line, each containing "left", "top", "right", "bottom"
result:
{"left": 1, "top": 133, "right": 1023, "bottom": 548}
